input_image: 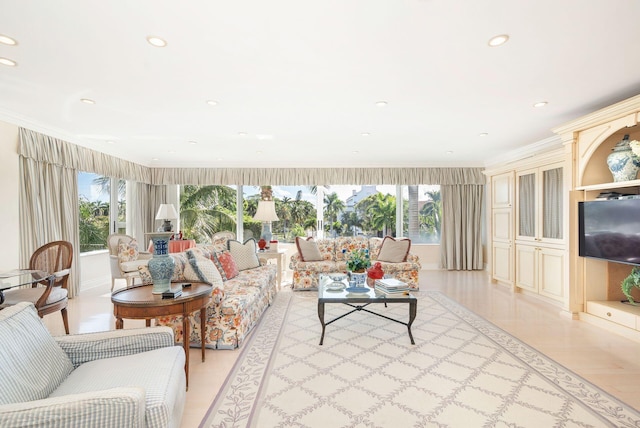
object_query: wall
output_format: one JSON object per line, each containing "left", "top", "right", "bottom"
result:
{"left": 0, "top": 121, "right": 21, "bottom": 271}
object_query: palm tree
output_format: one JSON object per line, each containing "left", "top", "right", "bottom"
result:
{"left": 341, "top": 211, "right": 361, "bottom": 236}
{"left": 420, "top": 189, "right": 442, "bottom": 240}
{"left": 180, "top": 185, "right": 237, "bottom": 242}
{"left": 324, "top": 192, "right": 345, "bottom": 238}
{"left": 367, "top": 193, "right": 396, "bottom": 237}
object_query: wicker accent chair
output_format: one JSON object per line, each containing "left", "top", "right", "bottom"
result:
{"left": 0, "top": 240, "right": 73, "bottom": 334}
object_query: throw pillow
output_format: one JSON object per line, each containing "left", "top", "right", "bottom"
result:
{"left": 185, "top": 250, "right": 223, "bottom": 287}
{"left": 227, "top": 238, "right": 260, "bottom": 271}
{"left": 212, "top": 250, "right": 239, "bottom": 280}
{"left": 376, "top": 236, "right": 411, "bottom": 263}
{"left": 295, "top": 237, "right": 322, "bottom": 262}
{"left": 117, "top": 239, "right": 139, "bottom": 263}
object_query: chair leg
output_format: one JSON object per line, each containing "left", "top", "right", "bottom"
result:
{"left": 61, "top": 308, "right": 70, "bottom": 335}
{"left": 111, "top": 277, "right": 116, "bottom": 292}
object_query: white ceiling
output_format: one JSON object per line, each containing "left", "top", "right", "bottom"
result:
{"left": 1, "top": 0, "right": 640, "bottom": 169}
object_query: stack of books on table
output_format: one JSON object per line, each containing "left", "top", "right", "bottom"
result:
{"left": 374, "top": 278, "right": 409, "bottom": 295}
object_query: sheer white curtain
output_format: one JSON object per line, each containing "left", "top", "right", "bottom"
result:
{"left": 130, "top": 182, "right": 168, "bottom": 246}
{"left": 518, "top": 173, "right": 535, "bottom": 237}
{"left": 440, "top": 184, "right": 484, "bottom": 270}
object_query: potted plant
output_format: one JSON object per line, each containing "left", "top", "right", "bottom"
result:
{"left": 343, "top": 248, "right": 371, "bottom": 286}
{"left": 621, "top": 266, "right": 640, "bottom": 305}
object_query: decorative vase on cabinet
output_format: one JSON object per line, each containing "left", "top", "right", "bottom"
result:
{"left": 606, "top": 134, "right": 640, "bottom": 182}
{"left": 145, "top": 232, "right": 175, "bottom": 294}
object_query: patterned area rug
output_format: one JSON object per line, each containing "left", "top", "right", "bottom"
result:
{"left": 200, "top": 291, "right": 640, "bottom": 427}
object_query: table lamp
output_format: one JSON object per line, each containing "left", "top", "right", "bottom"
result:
{"left": 253, "top": 200, "right": 279, "bottom": 244}
{"left": 156, "top": 203, "right": 179, "bottom": 232}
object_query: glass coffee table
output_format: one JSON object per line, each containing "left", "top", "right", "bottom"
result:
{"left": 317, "top": 273, "right": 417, "bottom": 345}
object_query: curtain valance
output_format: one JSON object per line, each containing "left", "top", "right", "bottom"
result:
{"left": 18, "top": 128, "right": 152, "bottom": 183}
{"left": 152, "top": 167, "right": 486, "bottom": 186}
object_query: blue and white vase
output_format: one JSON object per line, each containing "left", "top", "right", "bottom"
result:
{"left": 607, "top": 134, "right": 640, "bottom": 182}
{"left": 145, "top": 232, "right": 175, "bottom": 294}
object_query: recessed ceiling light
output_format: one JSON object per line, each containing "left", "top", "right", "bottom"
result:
{"left": 80, "top": 98, "right": 95, "bottom": 104}
{"left": 446, "top": 151, "right": 454, "bottom": 154}
{"left": 533, "top": 101, "right": 548, "bottom": 108}
{"left": 152, "top": 157, "right": 159, "bottom": 161}
{"left": 188, "top": 140, "right": 197, "bottom": 145}
{"left": 256, "top": 150, "right": 262, "bottom": 154}
{"left": 206, "top": 100, "right": 218, "bottom": 106}
{"left": 217, "top": 157, "right": 223, "bottom": 161}
{"left": 0, "top": 57, "right": 17, "bottom": 67}
{"left": 353, "top": 150, "right": 360, "bottom": 154}
{"left": 0, "top": 35, "right": 17, "bottom": 46}
{"left": 238, "top": 132, "right": 247, "bottom": 137}
{"left": 106, "top": 140, "right": 115, "bottom": 144}
{"left": 375, "top": 101, "right": 388, "bottom": 107}
{"left": 168, "top": 150, "right": 176, "bottom": 154}
{"left": 479, "top": 132, "right": 489, "bottom": 137}
{"left": 488, "top": 34, "right": 509, "bottom": 47}
{"left": 146, "top": 36, "right": 167, "bottom": 47}
{"left": 361, "top": 132, "right": 370, "bottom": 137}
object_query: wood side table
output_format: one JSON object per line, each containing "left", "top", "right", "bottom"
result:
{"left": 111, "top": 283, "right": 212, "bottom": 388}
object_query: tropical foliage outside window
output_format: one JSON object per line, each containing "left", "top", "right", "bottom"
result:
{"left": 178, "top": 184, "right": 440, "bottom": 244}
{"left": 78, "top": 172, "right": 126, "bottom": 252}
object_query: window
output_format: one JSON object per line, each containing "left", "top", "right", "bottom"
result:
{"left": 176, "top": 184, "right": 440, "bottom": 244}
{"left": 78, "top": 172, "right": 126, "bottom": 253}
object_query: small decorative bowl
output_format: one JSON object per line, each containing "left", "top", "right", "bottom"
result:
{"left": 328, "top": 273, "right": 347, "bottom": 282}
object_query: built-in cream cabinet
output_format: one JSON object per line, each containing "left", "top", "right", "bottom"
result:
{"left": 485, "top": 149, "right": 569, "bottom": 308}
{"left": 553, "top": 93, "right": 640, "bottom": 337}
{"left": 490, "top": 172, "right": 514, "bottom": 285}
{"left": 514, "top": 162, "right": 565, "bottom": 302}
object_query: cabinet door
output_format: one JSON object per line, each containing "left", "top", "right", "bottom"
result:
{"left": 492, "top": 208, "right": 512, "bottom": 241}
{"left": 515, "top": 244, "right": 537, "bottom": 292}
{"left": 516, "top": 170, "right": 536, "bottom": 242}
{"left": 492, "top": 241, "right": 513, "bottom": 285}
{"left": 492, "top": 172, "right": 513, "bottom": 209}
{"left": 538, "top": 247, "right": 565, "bottom": 301}
{"left": 540, "top": 165, "right": 564, "bottom": 244}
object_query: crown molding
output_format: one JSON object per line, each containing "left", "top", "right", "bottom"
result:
{"left": 552, "top": 93, "right": 640, "bottom": 135}
{"left": 483, "top": 135, "right": 562, "bottom": 169}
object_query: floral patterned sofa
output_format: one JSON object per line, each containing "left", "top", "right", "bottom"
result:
{"left": 289, "top": 236, "right": 420, "bottom": 290}
{"left": 139, "top": 236, "right": 277, "bottom": 350}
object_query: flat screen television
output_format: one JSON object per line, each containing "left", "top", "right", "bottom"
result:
{"left": 578, "top": 198, "right": 640, "bottom": 265}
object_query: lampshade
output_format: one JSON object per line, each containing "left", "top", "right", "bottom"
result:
{"left": 155, "top": 203, "right": 179, "bottom": 220}
{"left": 253, "top": 200, "right": 279, "bottom": 222}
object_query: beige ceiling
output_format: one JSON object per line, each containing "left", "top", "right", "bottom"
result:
{"left": 1, "top": 0, "right": 640, "bottom": 169}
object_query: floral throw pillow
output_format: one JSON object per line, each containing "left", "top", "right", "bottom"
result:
{"left": 212, "top": 250, "right": 239, "bottom": 281}
{"left": 117, "top": 239, "right": 139, "bottom": 263}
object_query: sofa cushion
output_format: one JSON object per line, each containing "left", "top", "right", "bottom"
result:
{"left": 118, "top": 238, "right": 139, "bottom": 263}
{"left": 185, "top": 250, "right": 224, "bottom": 287}
{"left": 50, "top": 346, "right": 186, "bottom": 428}
{"left": 213, "top": 251, "right": 239, "bottom": 280}
{"left": 377, "top": 236, "right": 411, "bottom": 262}
{"left": 0, "top": 302, "right": 74, "bottom": 405}
{"left": 296, "top": 237, "right": 323, "bottom": 261}
{"left": 228, "top": 239, "right": 260, "bottom": 271}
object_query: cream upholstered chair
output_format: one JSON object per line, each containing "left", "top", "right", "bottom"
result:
{"left": 107, "top": 234, "right": 151, "bottom": 292}
{"left": 1, "top": 240, "right": 73, "bottom": 334}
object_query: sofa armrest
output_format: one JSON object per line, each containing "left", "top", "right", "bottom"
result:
{"left": 407, "top": 253, "right": 421, "bottom": 267}
{"left": 289, "top": 253, "right": 301, "bottom": 269}
{"left": 0, "top": 387, "right": 145, "bottom": 428}
{"left": 55, "top": 327, "right": 175, "bottom": 368}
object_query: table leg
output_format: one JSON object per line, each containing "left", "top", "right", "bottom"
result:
{"left": 276, "top": 253, "right": 283, "bottom": 289}
{"left": 145, "top": 319, "right": 151, "bottom": 327}
{"left": 318, "top": 301, "right": 326, "bottom": 345}
{"left": 200, "top": 307, "right": 206, "bottom": 362}
{"left": 183, "top": 314, "right": 190, "bottom": 389}
{"left": 115, "top": 317, "right": 123, "bottom": 329}
{"left": 407, "top": 300, "right": 417, "bottom": 345}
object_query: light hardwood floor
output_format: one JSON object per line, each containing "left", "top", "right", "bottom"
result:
{"left": 42, "top": 270, "right": 640, "bottom": 427}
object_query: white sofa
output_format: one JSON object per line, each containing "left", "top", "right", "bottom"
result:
{"left": 0, "top": 302, "right": 186, "bottom": 428}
